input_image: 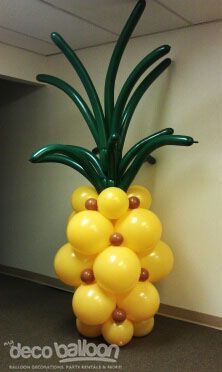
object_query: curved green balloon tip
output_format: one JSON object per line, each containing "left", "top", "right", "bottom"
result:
{"left": 30, "top": 0, "right": 197, "bottom": 192}
{"left": 51, "top": 31, "right": 59, "bottom": 41}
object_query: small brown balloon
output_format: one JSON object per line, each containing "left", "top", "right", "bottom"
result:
{"left": 109, "top": 232, "right": 124, "bottom": 246}
{"left": 139, "top": 268, "right": 149, "bottom": 281}
{"left": 80, "top": 268, "right": 95, "bottom": 284}
{"left": 112, "top": 308, "right": 126, "bottom": 323}
{"left": 85, "top": 198, "right": 98, "bottom": 210}
{"left": 129, "top": 196, "right": 140, "bottom": 209}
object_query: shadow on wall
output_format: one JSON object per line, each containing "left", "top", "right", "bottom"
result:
{"left": 0, "top": 77, "right": 42, "bottom": 108}
{"left": 153, "top": 60, "right": 174, "bottom": 134}
{"left": 123, "top": 57, "right": 174, "bottom": 159}
{"left": 153, "top": 159, "right": 214, "bottom": 311}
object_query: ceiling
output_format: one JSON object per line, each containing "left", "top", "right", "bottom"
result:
{"left": 0, "top": 0, "right": 221, "bottom": 56}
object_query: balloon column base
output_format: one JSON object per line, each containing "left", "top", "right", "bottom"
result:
{"left": 76, "top": 317, "right": 155, "bottom": 346}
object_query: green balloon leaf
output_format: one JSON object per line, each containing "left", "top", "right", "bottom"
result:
{"left": 30, "top": 144, "right": 105, "bottom": 180}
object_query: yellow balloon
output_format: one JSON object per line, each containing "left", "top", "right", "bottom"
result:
{"left": 97, "top": 187, "right": 129, "bottom": 220}
{"left": 54, "top": 243, "right": 94, "bottom": 287}
{"left": 115, "top": 208, "right": 162, "bottom": 256}
{"left": 133, "top": 317, "right": 154, "bottom": 337}
{"left": 117, "top": 281, "right": 160, "bottom": 322}
{"left": 71, "top": 186, "right": 98, "bottom": 212}
{"left": 72, "top": 283, "right": 116, "bottom": 325}
{"left": 141, "top": 241, "right": 174, "bottom": 283}
{"left": 102, "top": 318, "right": 134, "bottom": 346}
{"left": 127, "top": 185, "right": 152, "bottom": 209}
{"left": 93, "top": 246, "right": 141, "bottom": 294}
{"left": 76, "top": 318, "right": 101, "bottom": 338}
{"left": 67, "top": 211, "right": 113, "bottom": 255}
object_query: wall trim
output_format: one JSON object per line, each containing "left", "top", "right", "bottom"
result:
{"left": 0, "top": 264, "right": 221, "bottom": 330}
{"left": 0, "top": 264, "right": 71, "bottom": 292}
{"left": 158, "top": 304, "right": 222, "bottom": 330}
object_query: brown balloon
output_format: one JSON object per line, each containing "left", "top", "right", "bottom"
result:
{"left": 112, "top": 308, "right": 126, "bottom": 323}
{"left": 85, "top": 198, "right": 98, "bottom": 210}
{"left": 80, "top": 268, "right": 95, "bottom": 284}
{"left": 139, "top": 268, "right": 149, "bottom": 281}
{"left": 128, "top": 196, "right": 140, "bottom": 209}
{"left": 109, "top": 232, "right": 124, "bottom": 246}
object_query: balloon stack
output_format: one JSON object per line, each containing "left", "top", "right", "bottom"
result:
{"left": 54, "top": 185, "right": 174, "bottom": 345}
{"left": 30, "top": 0, "right": 197, "bottom": 346}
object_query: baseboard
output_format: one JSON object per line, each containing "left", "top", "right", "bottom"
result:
{"left": 158, "top": 304, "right": 222, "bottom": 330}
{"left": 0, "top": 264, "right": 221, "bottom": 330}
{"left": 0, "top": 264, "right": 71, "bottom": 292}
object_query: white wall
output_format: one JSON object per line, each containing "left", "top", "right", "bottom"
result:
{"left": 0, "top": 43, "right": 46, "bottom": 84}
{"left": 0, "top": 21, "right": 221, "bottom": 317}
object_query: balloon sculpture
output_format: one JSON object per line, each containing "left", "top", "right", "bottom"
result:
{"left": 30, "top": 0, "right": 197, "bottom": 346}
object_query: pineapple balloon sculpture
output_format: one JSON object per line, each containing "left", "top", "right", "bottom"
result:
{"left": 30, "top": 0, "right": 197, "bottom": 346}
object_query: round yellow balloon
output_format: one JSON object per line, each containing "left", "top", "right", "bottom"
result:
{"left": 93, "top": 246, "right": 141, "bottom": 294}
{"left": 117, "top": 281, "right": 160, "bottom": 322}
{"left": 76, "top": 318, "right": 101, "bottom": 338}
{"left": 71, "top": 186, "right": 98, "bottom": 212}
{"left": 67, "top": 211, "right": 113, "bottom": 255}
{"left": 133, "top": 317, "right": 154, "bottom": 337}
{"left": 54, "top": 243, "right": 94, "bottom": 287}
{"left": 127, "top": 185, "right": 152, "bottom": 209}
{"left": 115, "top": 208, "right": 162, "bottom": 256}
{"left": 141, "top": 240, "right": 174, "bottom": 283}
{"left": 72, "top": 283, "right": 116, "bottom": 325}
{"left": 97, "top": 187, "right": 129, "bottom": 220}
{"left": 102, "top": 318, "right": 133, "bottom": 346}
